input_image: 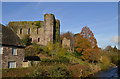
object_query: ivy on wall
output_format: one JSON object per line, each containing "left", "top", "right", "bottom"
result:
{"left": 8, "top": 21, "right": 42, "bottom": 33}
{"left": 55, "top": 20, "right": 60, "bottom": 42}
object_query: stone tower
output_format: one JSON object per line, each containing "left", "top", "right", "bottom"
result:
{"left": 44, "top": 13, "right": 56, "bottom": 45}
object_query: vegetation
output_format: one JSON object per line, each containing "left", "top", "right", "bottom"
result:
{"left": 80, "top": 26, "right": 98, "bottom": 48}
{"left": 21, "top": 34, "right": 31, "bottom": 46}
{"left": 2, "top": 67, "right": 35, "bottom": 77}
{"left": 55, "top": 20, "right": 60, "bottom": 42}
{"left": 60, "top": 31, "right": 74, "bottom": 42}
{"left": 8, "top": 21, "right": 42, "bottom": 33}
{"left": 2, "top": 26, "right": 119, "bottom": 78}
{"left": 75, "top": 26, "right": 100, "bottom": 63}
{"left": 35, "top": 21, "right": 41, "bottom": 28}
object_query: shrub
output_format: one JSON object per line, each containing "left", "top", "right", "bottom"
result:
{"left": 46, "top": 42, "right": 67, "bottom": 58}
{"left": 109, "top": 51, "right": 118, "bottom": 65}
{"left": 40, "top": 57, "right": 70, "bottom": 65}
{"left": 25, "top": 44, "right": 45, "bottom": 57}
{"left": 81, "top": 48, "right": 100, "bottom": 63}
{"left": 100, "top": 56, "right": 111, "bottom": 66}
{"left": 22, "top": 34, "right": 31, "bottom": 46}
{"left": 35, "top": 21, "right": 41, "bottom": 27}
{"left": 32, "top": 63, "right": 72, "bottom": 77}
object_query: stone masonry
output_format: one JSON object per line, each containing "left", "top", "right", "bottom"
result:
{"left": 8, "top": 13, "right": 60, "bottom": 46}
{"left": 62, "top": 37, "right": 74, "bottom": 52}
{"left": 2, "top": 46, "right": 24, "bottom": 68}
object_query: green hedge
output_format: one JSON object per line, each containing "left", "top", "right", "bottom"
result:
{"left": 40, "top": 57, "right": 70, "bottom": 65}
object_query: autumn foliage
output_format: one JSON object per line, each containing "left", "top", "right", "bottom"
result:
{"left": 81, "top": 48, "right": 100, "bottom": 63}
{"left": 80, "top": 26, "right": 98, "bottom": 48}
{"left": 75, "top": 26, "right": 100, "bottom": 62}
{"left": 75, "top": 34, "right": 92, "bottom": 53}
{"left": 60, "top": 32, "right": 74, "bottom": 42}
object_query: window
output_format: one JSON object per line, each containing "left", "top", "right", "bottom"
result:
{"left": 12, "top": 48, "right": 17, "bottom": 55}
{"left": 20, "top": 28, "right": 22, "bottom": 34}
{"left": 29, "top": 38, "right": 32, "bottom": 42}
{"left": 38, "top": 38, "right": 40, "bottom": 42}
{"left": 8, "top": 61, "right": 16, "bottom": 68}
{"left": 28, "top": 28, "right": 30, "bottom": 34}
{"left": 37, "top": 27, "right": 39, "bottom": 34}
{"left": 0, "top": 47, "right": 3, "bottom": 54}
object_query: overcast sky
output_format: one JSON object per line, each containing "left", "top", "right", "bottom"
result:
{"left": 2, "top": 2, "right": 118, "bottom": 49}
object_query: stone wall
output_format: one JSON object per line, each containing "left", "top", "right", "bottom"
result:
{"left": 2, "top": 46, "right": 24, "bottom": 68}
{"left": 62, "top": 37, "right": 71, "bottom": 48}
{"left": 8, "top": 13, "right": 60, "bottom": 46}
{"left": 62, "top": 37, "right": 74, "bottom": 52}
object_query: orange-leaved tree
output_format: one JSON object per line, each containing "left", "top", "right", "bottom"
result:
{"left": 81, "top": 48, "right": 100, "bottom": 63}
{"left": 80, "top": 26, "right": 98, "bottom": 48}
{"left": 75, "top": 34, "right": 92, "bottom": 54}
{"left": 75, "top": 26, "right": 100, "bottom": 62}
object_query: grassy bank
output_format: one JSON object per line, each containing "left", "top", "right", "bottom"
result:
{"left": 2, "top": 43, "right": 118, "bottom": 78}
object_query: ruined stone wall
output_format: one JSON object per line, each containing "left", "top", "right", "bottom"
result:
{"left": 2, "top": 46, "right": 24, "bottom": 68}
{"left": 8, "top": 13, "right": 60, "bottom": 46}
{"left": 62, "top": 37, "right": 74, "bottom": 52}
{"left": 62, "top": 37, "right": 71, "bottom": 48}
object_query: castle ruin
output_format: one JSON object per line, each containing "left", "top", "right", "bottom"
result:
{"left": 8, "top": 13, "right": 60, "bottom": 46}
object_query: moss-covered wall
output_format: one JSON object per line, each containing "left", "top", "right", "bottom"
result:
{"left": 8, "top": 21, "right": 43, "bottom": 33}
{"left": 8, "top": 13, "right": 60, "bottom": 46}
{"left": 55, "top": 20, "right": 60, "bottom": 42}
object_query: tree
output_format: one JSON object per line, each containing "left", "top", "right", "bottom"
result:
{"left": 80, "top": 26, "right": 98, "bottom": 48}
{"left": 75, "top": 26, "right": 100, "bottom": 62}
{"left": 104, "top": 45, "right": 113, "bottom": 52}
{"left": 81, "top": 48, "right": 100, "bottom": 63}
{"left": 60, "top": 32, "right": 74, "bottom": 42}
{"left": 113, "top": 46, "right": 118, "bottom": 52}
{"left": 75, "top": 34, "right": 92, "bottom": 54}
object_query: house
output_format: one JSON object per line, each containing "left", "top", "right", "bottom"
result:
{"left": 0, "top": 24, "right": 25, "bottom": 68}
{"left": 61, "top": 37, "right": 74, "bottom": 52}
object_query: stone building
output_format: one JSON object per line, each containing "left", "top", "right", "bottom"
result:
{"left": 8, "top": 13, "right": 60, "bottom": 46}
{"left": 1, "top": 24, "right": 25, "bottom": 68}
{"left": 61, "top": 37, "right": 74, "bottom": 52}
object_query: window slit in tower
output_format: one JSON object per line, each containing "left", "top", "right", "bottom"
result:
{"left": 38, "top": 38, "right": 40, "bottom": 42}
{"left": 28, "top": 28, "right": 30, "bottom": 34}
{"left": 37, "top": 27, "right": 39, "bottom": 34}
{"left": 20, "top": 28, "right": 22, "bottom": 34}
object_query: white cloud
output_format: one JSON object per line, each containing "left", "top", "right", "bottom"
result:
{"left": 111, "top": 36, "right": 120, "bottom": 44}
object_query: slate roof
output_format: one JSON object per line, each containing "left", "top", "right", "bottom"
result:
{"left": 0, "top": 24, "right": 25, "bottom": 47}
